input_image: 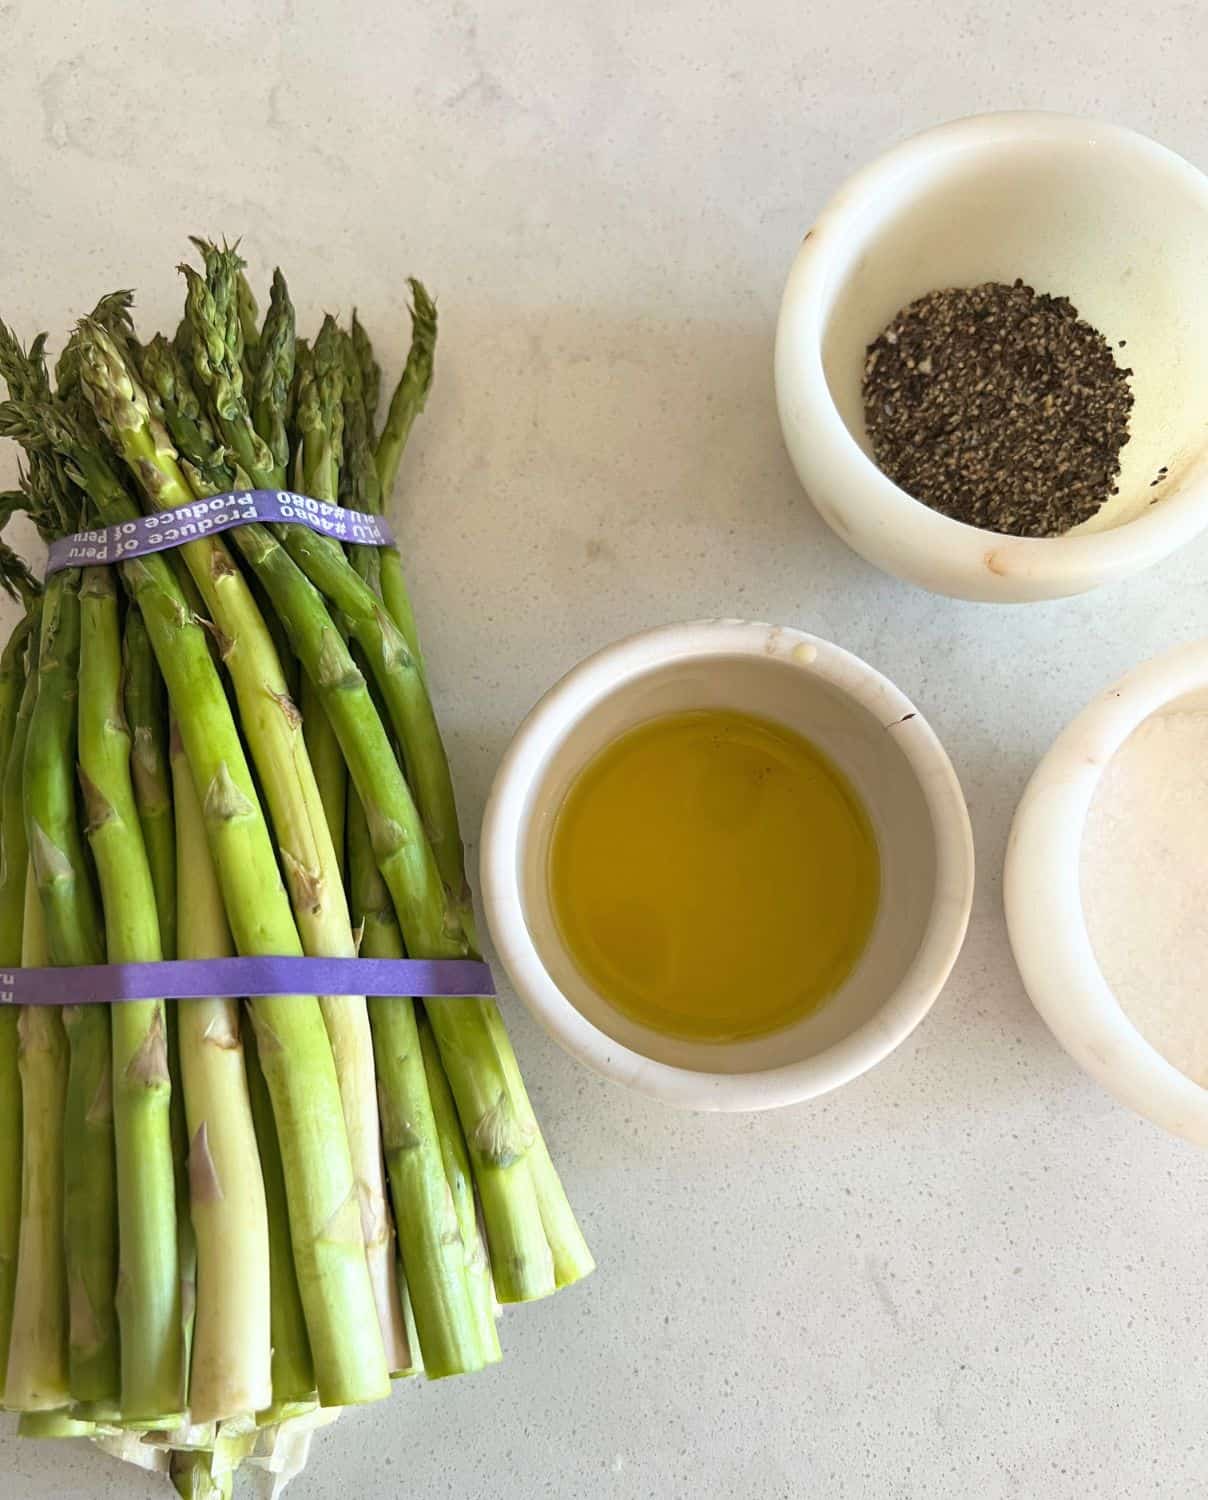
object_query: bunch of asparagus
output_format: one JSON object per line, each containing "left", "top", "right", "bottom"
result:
{"left": 0, "top": 242, "right": 592, "bottom": 1498}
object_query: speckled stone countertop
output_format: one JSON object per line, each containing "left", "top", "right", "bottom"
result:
{"left": 2, "top": 3, "right": 1208, "bottom": 1496}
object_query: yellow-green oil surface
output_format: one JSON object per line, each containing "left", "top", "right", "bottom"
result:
{"left": 547, "top": 709, "right": 880, "bottom": 1042}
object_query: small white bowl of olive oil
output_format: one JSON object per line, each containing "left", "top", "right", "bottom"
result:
{"left": 480, "top": 620, "right": 974, "bottom": 1111}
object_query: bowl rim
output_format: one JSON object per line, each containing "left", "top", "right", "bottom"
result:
{"left": 1004, "top": 636, "right": 1208, "bottom": 1144}
{"left": 774, "top": 109, "right": 1208, "bottom": 598}
{"left": 479, "top": 619, "right": 975, "bottom": 1111}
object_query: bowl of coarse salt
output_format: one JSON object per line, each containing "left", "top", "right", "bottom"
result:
{"left": 1005, "top": 639, "right": 1208, "bottom": 1144}
{"left": 775, "top": 111, "right": 1208, "bottom": 602}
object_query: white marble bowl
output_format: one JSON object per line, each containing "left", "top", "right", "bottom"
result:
{"left": 480, "top": 620, "right": 975, "bottom": 1111}
{"left": 775, "top": 111, "right": 1208, "bottom": 602}
{"left": 1005, "top": 639, "right": 1208, "bottom": 1144}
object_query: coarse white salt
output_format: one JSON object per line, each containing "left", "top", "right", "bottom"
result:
{"left": 1081, "top": 709, "right": 1208, "bottom": 1086}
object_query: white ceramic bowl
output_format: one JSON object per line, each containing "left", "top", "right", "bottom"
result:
{"left": 480, "top": 620, "right": 975, "bottom": 1111}
{"left": 775, "top": 111, "right": 1208, "bottom": 603}
{"left": 1005, "top": 639, "right": 1208, "bottom": 1145}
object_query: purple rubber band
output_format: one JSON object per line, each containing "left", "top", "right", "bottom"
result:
{"left": 45, "top": 490, "right": 396, "bottom": 576}
{"left": 0, "top": 956, "right": 495, "bottom": 1007}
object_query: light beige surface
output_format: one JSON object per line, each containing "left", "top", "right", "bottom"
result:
{"left": 1, "top": 2, "right": 1208, "bottom": 1496}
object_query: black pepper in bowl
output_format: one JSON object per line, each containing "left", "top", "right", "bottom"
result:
{"left": 862, "top": 280, "right": 1134, "bottom": 538}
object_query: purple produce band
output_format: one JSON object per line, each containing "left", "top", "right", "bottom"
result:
{"left": 45, "top": 489, "right": 396, "bottom": 575}
{"left": 0, "top": 956, "right": 496, "bottom": 1007}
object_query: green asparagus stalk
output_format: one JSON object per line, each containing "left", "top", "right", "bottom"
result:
{"left": 0, "top": 610, "right": 32, "bottom": 768}
{"left": 300, "top": 317, "right": 411, "bottom": 1370}
{"left": 293, "top": 316, "right": 351, "bottom": 864}
{"left": 235, "top": 268, "right": 260, "bottom": 386}
{"left": 124, "top": 611, "right": 197, "bottom": 1393}
{"left": 366, "top": 280, "right": 431, "bottom": 674}
{"left": 166, "top": 1005, "right": 196, "bottom": 1417}
{"left": 25, "top": 568, "right": 120, "bottom": 1405}
{"left": 338, "top": 330, "right": 385, "bottom": 600}
{"left": 241, "top": 1014, "right": 315, "bottom": 1410}
{"left": 375, "top": 280, "right": 435, "bottom": 504}
{"left": 169, "top": 721, "right": 272, "bottom": 1423}
{"left": 350, "top": 312, "right": 381, "bottom": 444}
{"left": 123, "top": 608, "right": 177, "bottom": 967}
{"left": 416, "top": 1011, "right": 501, "bottom": 1359}
{"left": 4, "top": 867, "right": 69, "bottom": 1411}
{"left": 302, "top": 682, "right": 347, "bottom": 866}
{"left": 79, "top": 316, "right": 407, "bottom": 1377}
{"left": 479, "top": 1004, "right": 595, "bottom": 1287}
{"left": 78, "top": 563, "right": 183, "bottom": 1423}
{"left": 252, "top": 270, "right": 295, "bottom": 478}
{"left": 1, "top": 398, "right": 389, "bottom": 1408}
{"left": 348, "top": 786, "right": 485, "bottom": 1377}
{"left": 0, "top": 614, "right": 36, "bottom": 1403}
{"left": 0, "top": 617, "right": 35, "bottom": 964}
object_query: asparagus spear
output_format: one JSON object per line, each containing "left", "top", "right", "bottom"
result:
{"left": 349, "top": 311, "right": 381, "bottom": 444}
{"left": 78, "top": 563, "right": 183, "bottom": 1423}
{"left": 25, "top": 568, "right": 121, "bottom": 1405}
{"left": 252, "top": 269, "right": 295, "bottom": 478}
{"left": 236, "top": 269, "right": 260, "bottom": 386}
{"left": 4, "top": 865, "right": 69, "bottom": 1411}
{"left": 169, "top": 720, "right": 272, "bottom": 1423}
{"left": 0, "top": 612, "right": 37, "bottom": 1402}
{"left": 0, "top": 399, "right": 389, "bottom": 1409}
{"left": 241, "top": 1014, "right": 315, "bottom": 1411}
{"left": 294, "top": 321, "right": 352, "bottom": 874}
{"left": 416, "top": 1010, "right": 501, "bottom": 1360}
{"left": 375, "top": 280, "right": 436, "bottom": 505}
{"left": 123, "top": 609, "right": 177, "bottom": 977}
{"left": 0, "top": 608, "right": 33, "bottom": 767}
{"left": 338, "top": 331, "right": 385, "bottom": 600}
{"left": 347, "top": 786, "right": 486, "bottom": 1376}
{"left": 123, "top": 610, "right": 197, "bottom": 1396}
{"left": 365, "top": 281, "right": 431, "bottom": 677}
{"left": 302, "top": 688, "right": 347, "bottom": 866}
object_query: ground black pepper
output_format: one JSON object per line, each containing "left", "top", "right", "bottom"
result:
{"left": 862, "top": 280, "right": 1133, "bottom": 538}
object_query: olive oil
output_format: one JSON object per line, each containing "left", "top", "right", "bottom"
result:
{"left": 547, "top": 709, "right": 880, "bottom": 1042}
